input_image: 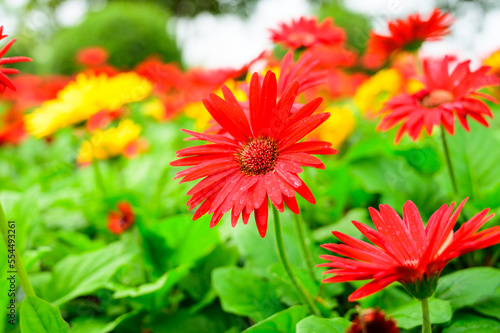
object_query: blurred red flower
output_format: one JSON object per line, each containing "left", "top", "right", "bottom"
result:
{"left": 171, "top": 71, "right": 336, "bottom": 237}
{"left": 365, "top": 9, "right": 452, "bottom": 67}
{"left": 377, "top": 56, "right": 499, "bottom": 143}
{"left": 319, "top": 199, "right": 500, "bottom": 301}
{"left": 0, "top": 26, "right": 32, "bottom": 93}
{"left": 347, "top": 308, "right": 400, "bottom": 333}
{"left": 0, "top": 108, "right": 26, "bottom": 146}
{"left": 270, "top": 17, "right": 345, "bottom": 50}
{"left": 108, "top": 202, "right": 135, "bottom": 234}
{"left": 76, "top": 46, "right": 109, "bottom": 67}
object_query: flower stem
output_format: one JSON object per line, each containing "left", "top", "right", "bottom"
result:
{"left": 440, "top": 126, "right": 458, "bottom": 194}
{"left": 272, "top": 206, "right": 321, "bottom": 316}
{"left": 293, "top": 214, "right": 317, "bottom": 282}
{"left": 0, "top": 201, "right": 36, "bottom": 297}
{"left": 92, "top": 159, "right": 107, "bottom": 196}
{"left": 421, "top": 298, "right": 432, "bottom": 333}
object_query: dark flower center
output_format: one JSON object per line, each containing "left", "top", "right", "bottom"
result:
{"left": 236, "top": 137, "right": 279, "bottom": 176}
{"left": 420, "top": 89, "right": 453, "bottom": 109}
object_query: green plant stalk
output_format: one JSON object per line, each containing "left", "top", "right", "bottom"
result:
{"left": 440, "top": 126, "right": 458, "bottom": 194}
{"left": 92, "top": 159, "right": 107, "bottom": 196}
{"left": 293, "top": 214, "right": 317, "bottom": 282}
{"left": 272, "top": 206, "right": 321, "bottom": 316}
{"left": 0, "top": 201, "right": 36, "bottom": 297}
{"left": 421, "top": 297, "right": 431, "bottom": 333}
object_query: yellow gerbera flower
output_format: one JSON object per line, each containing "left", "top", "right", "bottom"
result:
{"left": 141, "top": 98, "right": 165, "bottom": 121}
{"left": 354, "top": 68, "right": 402, "bottom": 115}
{"left": 307, "top": 106, "right": 356, "bottom": 148}
{"left": 77, "top": 119, "right": 143, "bottom": 165}
{"left": 484, "top": 49, "right": 500, "bottom": 76}
{"left": 25, "top": 72, "right": 152, "bottom": 138}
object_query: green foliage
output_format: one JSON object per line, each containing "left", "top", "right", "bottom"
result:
{"left": 442, "top": 312, "right": 500, "bottom": 333}
{"left": 243, "top": 306, "right": 309, "bottom": 333}
{"left": 388, "top": 298, "right": 452, "bottom": 329}
{"left": 20, "top": 296, "right": 69, "bottom": 333}
{"left": 212, "top": 266, "right": 285, "bottom": 322}
{"left": 435, "top": 267, "right": 500, "bottom": 311}
{"left": 296, "top": 316, "right": 351, "bottom": 333}
{"left": 46, "top": 2, "right": 181, "bottom": 74}
{"left": 317, "top": 1, "right": 371, "bottom": 53}
{"left": 39, "top": 240, "right": 140, "bottom": 306}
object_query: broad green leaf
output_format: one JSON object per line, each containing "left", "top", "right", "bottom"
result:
{"left": 443, "top": 313, "right": 500, "bottom": 333}
{"left": 387, "top": 298, "right": 452, "bottom": 329}
{"left": 357, "top": 285, "right": 412, "bottom": 313}
{"left": 474, "top": 293, "right": 500, "bottom": 320}
{"left": 179, "top": 244, "right": 239, "bottom": 301}
{"left": 230, "top": 211, "right": 312, "bottom": 278}
{"left": 296, "top": 316, "right": 350, "bottom": 333}
{"left": 212, "top": 267, "right": 285, "bottom": 322}
{"left": 42, "top": 240, "right": 139, "bottom": 305}
{"left": 244, "top": 306, "right": 309, "bottom": 333}
{"left": 112, "top": 264, "right": 190, "bottom": 298}
{"left": 149, "top": 307, "right": 238, "bottom": 333}
{"left": 446, "top": 123, "right": 500, "bottom": 200}
{"left": 20, "top": 296, "right": 69, "bottom": 333}
{"left": 150, "top": 214, "right": 219, "bottom": 267}
{"left": 435, "top": 267, "right": 500, "bottom": 310}
{"left": 70, "top": 310, "right": 141, "bottom": 333}
{"left": 312, "top": 208, "right": 368, "bottom": 242}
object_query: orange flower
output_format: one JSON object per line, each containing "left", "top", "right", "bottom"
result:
{"left": 365, "top": 9, "right": 452, "bottom": 67}
{"left": 107, "top": 202, "right": 135, "bottom": 234}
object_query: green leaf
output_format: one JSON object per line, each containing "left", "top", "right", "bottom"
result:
{"left": 357, "top": 285, "right": 412, "bottom": 313}
{"left": 446, "top": 123, "right": 500, "bottom": 201}
{"left": 435, "top": 267, "right": 500, "bottom": 310}
{"left": 296, "top": 316, "right": 351, "bottom": 333}
{"left": 20, "top": 296, "right": 69, "bottom": 333}
{"left": 112, "top": 264, "right": 190, "bottom": 298}
{"left": 212, "top": 267, "right": 285, "bottom": 322}
{"left": 70, "top": 310, "right": 141, "bottom": 333}
{"left": 244, "top": 306, "right": 309, "bottom": 333}
{"left": 387, "top": 298, "right": 452, "bottom": 329}
{"left": 179, "top": 244, "right": 239, "bottom": 301}
{"left": 475, "top": 293, "right": 500, "bottom": 320}
{"left": 442, "top": 312, "right": 500, "bottom": 333}
{"left": 42, "top": 240, "right": 139, "bottom": 306}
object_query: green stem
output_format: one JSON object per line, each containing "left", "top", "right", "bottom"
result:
{"left": 0, "top": 201, "right": 36, "bottom": 297}
{"left": 92, "top": 159, "right": 107, "bottom": 196}
{"left": 440, "top": 126, "right": 458, "bottom": 195}
{"left": 293, "top": 214, "right": 317, "bottom": 282}
{"left": 272, "top": 206, "right": 321, "bottom": 316}
{"left": 421, "top": 298, "right": 432, "bottom": 333}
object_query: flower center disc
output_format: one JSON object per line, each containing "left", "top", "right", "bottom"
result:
{"left": 237, "top": 137, "right": 279, "bottom": 176}
{"left": 420, "top": 89, "right": 454, "bottom": 109}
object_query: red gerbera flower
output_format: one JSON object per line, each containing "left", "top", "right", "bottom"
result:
{"left": 347, "top": 308, "right": 400, "bottom": 333}
{"left": 270, "top": 17, "right": 345, "bottom": 50}
{"left": 107, "top": 202, "right": 135, "bottom": 234}
{"left": 0, "top": 26, "right": 32, "bottom": 93}
{"left": 319, "top": 198, "right": 500, "bottom": 301}
{"left": 377, "top": 56, "right": 499, "bottom": 143}
{"left": 171, "top": 71, "right": 337, "bottom": 237}
{"left": 365, "top": 9, "right": 452, "bottom": 66}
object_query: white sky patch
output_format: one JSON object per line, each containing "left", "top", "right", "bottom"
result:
{"left": 176, "top": 0, "right": 311, "bottom": 68}
{"left": 55, "top": 0, "right": 88, "bottom": 27}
